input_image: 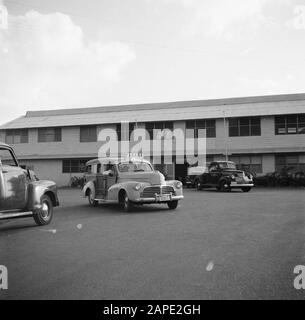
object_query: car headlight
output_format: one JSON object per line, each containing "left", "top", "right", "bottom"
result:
{"left": 230, "top": 174, "right": 235, "bottom": 180}
{"left": 134, "top": 184, "right": 141, "bottom": 191}
{"left": 176, "top": 181, "right": 182, "bottom": 189}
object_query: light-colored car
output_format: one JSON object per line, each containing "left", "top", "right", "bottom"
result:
{"left": 82, "top": 157, "right": 184, "bottom": 211}
{"left": 0, "top": 142, "right": 59, "bottom": 225}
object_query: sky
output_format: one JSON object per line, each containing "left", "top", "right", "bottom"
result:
{"left": 0, "top": 0, "right": 305, "bottom": 125}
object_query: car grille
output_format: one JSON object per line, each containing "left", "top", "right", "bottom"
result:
{"left": 142, "top": 186, "right": 175, "bottom": 198}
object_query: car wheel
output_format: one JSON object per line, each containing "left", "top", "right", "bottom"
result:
{"left": 33, "top": 194, "right": 53, "bottom": 226}
{"left": 196, "top": 180, "right": 202, "bottom": 190}
{"left": 220, "top": 180, "right": 231, "bottom": 192}
{"left": 88, "top": 190, "right": 98, "bottom": 207}
{"left": 241, "top": 187, "right": 251, "bottom": 192}
{"left": 123, "top": 194, "right": 133, "bottom": 212}
{"left": 167, "top": 200, "right": 178, "bottom": 210}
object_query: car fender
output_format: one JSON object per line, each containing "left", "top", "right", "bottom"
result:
{"left": 27, "top": 180, "right": 59, "bottom": 211}
{"left": 165, "top": 180, "right": 183, "bottom": 196}
{"left": 82, "top": 180, "right": 96, "bottom": 198}
{"left": 109, "top": 181, "right": 148, "bottom": 201}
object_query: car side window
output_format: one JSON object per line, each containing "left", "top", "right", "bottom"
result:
{"left": 209, "top": 164, "right": 218, "bottom": 172}
{"left": 86, "top": 165, "right": 92, "bottom": 174}
{"left": 0, "top": 148, "right": 18, "bottom": 167}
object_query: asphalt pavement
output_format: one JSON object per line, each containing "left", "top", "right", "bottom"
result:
{"left": 1, "top": 187, "right": 305, "bottom": 299}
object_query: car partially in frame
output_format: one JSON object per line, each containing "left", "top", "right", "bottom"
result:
{"left": 82, "top": 157, "right": 184, "bottom": 211}
{"left": 194, "top": 160, "right": 254, "bottom": 192}
{"left": 0, "top": 142, "right": 59, "bottom": 225}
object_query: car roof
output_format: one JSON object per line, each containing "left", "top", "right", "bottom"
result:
{"left": 0, "top": 141, "right": 11, "bottom": 149}
{"left": 86, "top": 157, "right": 151, "bottom": 166}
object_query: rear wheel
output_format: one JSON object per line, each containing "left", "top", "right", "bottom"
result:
{"left": 241, "top": 187, "right": 251, "bottom": 192}
{"left": 33, "top": 194, "right": 53, "bottom": 226}
{"left": 167, "top": 200, "right": 178, "bottom": 210}
{"left": 87, "top": 190, "right": 98, "bottom": 206}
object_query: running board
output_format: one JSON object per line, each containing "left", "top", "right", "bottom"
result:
{"left": 0, "top": 211, "right": 33, "bottom": 220}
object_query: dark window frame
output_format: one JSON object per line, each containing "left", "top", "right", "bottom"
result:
{"left": 5, "top": 129, "right": 29, "bottom": 144}
{"left": 62, "top": 159, "right": 90, "bottom": 173}
{"left": 275, "top": 114, "right": 305, "bottom": 135}
{"left": 185, "top": 119, "right": 216, "bottom": 138}
{"left": 229, "top": 117, "right": 261, "bottom": 137}
{"left": 145, "top": 121, "right": 174, "bottom": 140}
{"left": 229, "top": 154, "right": 263, "bottom": 174}
{"left": 38, "top": 127, "right": 62, "bottom": 143}
{"left": 80, "top": 125, "right": 97, "bottom": 142}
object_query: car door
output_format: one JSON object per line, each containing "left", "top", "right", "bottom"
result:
{"left": 0, "top": 148, "right": 27, "bottom": 211}
{"left": 208, "top": 163, "right": 221, "bottom": 186}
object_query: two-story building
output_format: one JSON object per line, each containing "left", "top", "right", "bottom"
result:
{"left": 0, "top": 93, "right": 305, "bottom": 186}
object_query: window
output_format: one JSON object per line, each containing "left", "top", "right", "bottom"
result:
{"left": 118, "top": 161, "right": 153, "bottom": 172}
{"left": 229, "top": 117, "right": 261, "bottom": 137}
{"left": 38, "top": 127, "right": 61, "bottom": 142}
{"left": 62, "top": 159, "right": 90, "bottom": 173}
{"left": 229, "top": 155, "right": 263, "bottom": 174}
{"left": 145, "top": 121, "right": 174, "bottom": 140}
{"left": 185, "top": 119, "right": 216, "bottom": 138}
{"left": 5, "top": 129, "right": 28, "bottom": 144}
{"left": 116, "top": 122, "right": 137, "bottom": 141}
{"left": 275, "top": 114, "right": 305, "bottom": 135}
{"left": 275, "top": 154, "right": 300, "bottom": 171}
{"left": 0, "top": 148, "right": 18, "bottom": 166}
{"left": 80, "top": 126, "right": 97, "bottom": 142}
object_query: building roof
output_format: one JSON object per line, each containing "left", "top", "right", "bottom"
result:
{"left": 1, "top": 93, "right": 305, "bottom": 129}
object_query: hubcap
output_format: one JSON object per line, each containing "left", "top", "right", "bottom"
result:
{"left": 41, "top": 202, "right": 49, "bottom": 220}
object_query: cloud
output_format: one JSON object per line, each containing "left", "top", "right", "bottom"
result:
{"left": 149, "top": 0, "right": 295, "bottom": 40}
{"left": 0, "top": 9, "right": 136, "bottom": 123}
{"left": 286, "top": 5, "right": 305, "bottom": 30}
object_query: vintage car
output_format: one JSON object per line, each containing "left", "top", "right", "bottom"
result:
{"left": 82, "top": 157, "right": 184, "bottom": 211}
{"left": 0, "top": 142, "right": 59, "bottom": 225}
{"left": 194, "top": 161, "right": 254, "bottom": 192}
{"left": 184, "top": 175, "right": 197, "bottom": 188}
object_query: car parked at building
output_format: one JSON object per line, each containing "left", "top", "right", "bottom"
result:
{"left": 0, "top": 142, "right": 59, "bottom": 225}
{"left": 194, "top": 161, "right": 254, "bottom": 192}
{"left": 82, "top": 157, "right": 184, "bottom": 211}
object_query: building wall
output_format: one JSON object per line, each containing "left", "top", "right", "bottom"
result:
{"left": 2, "top": 116, "right": 305, "bottom": 159}
{"left": 1, "top": 112, "right": 305, "bottom": 185}
{"left": 19, "top": 159, "right": 75, "bottom": 187}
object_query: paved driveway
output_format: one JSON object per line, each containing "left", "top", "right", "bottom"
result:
{"left": 1, "top": 187, "right": 305, "bottom": 299}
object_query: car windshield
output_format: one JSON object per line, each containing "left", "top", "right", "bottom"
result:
{"left": 218, "top": 162, "right": 236, "bottom": 170}
{"left": 118, "top": 161, "right": 153, "bottom": 173}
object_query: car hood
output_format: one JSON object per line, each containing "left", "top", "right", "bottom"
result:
{"left": 118, "top": 171, "right": 165, "bottom": 185}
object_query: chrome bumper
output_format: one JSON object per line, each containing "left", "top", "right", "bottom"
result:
{"left": 230, "top": 182, "right": 254, "bottom": 188}
{"left": 133, "top": 194, "right": 184, "bottom": 203}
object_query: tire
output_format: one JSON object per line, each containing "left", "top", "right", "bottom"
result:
{"left": 196, "top": 180, "right": 202, "bottom": 191}
{"left": 33, "top": 194, "right": 53, "bottom": 226}
{"left": 219, "top": 180, "right": 231, "bottom": 192}
{"left": 241, "top": 187, "right": 251, "bottom": 192}
{"left": 123, "top": 193, "right": 133, "bottom": 212}
{"left": 87, "top": 189, "right": 98, "bottom": 207}
{"left": 167, "top": 200, "right": 178, "bottom": 210}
